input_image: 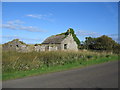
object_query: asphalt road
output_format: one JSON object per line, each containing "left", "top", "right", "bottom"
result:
{"left": 3, "top": 61, "right": 118, "bottom": 88}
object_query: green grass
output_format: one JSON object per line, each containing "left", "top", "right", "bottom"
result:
{"left": 2, "top": 50, "right": 119, "bottom": 81}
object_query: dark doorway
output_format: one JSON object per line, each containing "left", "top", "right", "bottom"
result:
{"left": 45, "top": 46, "right": 49, "bottom": 51}
{"left": 16, "top": 45, "right": 19, "bottom": 47}
{"left": 64, "top": 44, "right": 67, "bottom": 49}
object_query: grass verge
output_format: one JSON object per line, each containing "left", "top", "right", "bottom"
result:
{"left": 3, "top": 55, "right": 118, "bottom": 81}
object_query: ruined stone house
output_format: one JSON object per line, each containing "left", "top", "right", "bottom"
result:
{"left": 2, "top": 39, "right": 30, "bottom": 52}
{"left": 35, "top": 29, "right": 78, "bottom": 51}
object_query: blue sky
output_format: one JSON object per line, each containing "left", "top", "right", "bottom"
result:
{"left": 2, "top": 2, "right": 118, "bottom": 44}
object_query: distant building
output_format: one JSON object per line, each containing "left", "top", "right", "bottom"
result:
{"left": 2, "top": 39, "right": 29, "bottom": 52}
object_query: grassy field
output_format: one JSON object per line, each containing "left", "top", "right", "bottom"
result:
{"left": 2, "top": 50, "right": 118, "bottom": 80}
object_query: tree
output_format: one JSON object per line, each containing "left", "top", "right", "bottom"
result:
{"left": 113, "top": 43, "right": 120, "bottom": 54}
{"left": 84, "top": 35, "right": 119, "bottom": 53}
{"left": 84, "top": 37, "right": 96, "bottom": 49}
{"left": 94, "top": 35, "right": 116, "bottom": 51}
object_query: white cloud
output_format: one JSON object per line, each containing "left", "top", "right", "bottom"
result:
{"left": 107, "top": 34, "right": 118, "bottom": 37}
{"left": 76, "top": 30, "right": 100, "bottom": 37}
{"left": 1, "top": 35, "right": 42, "bottom": 41}
{"left": 7, "top": 20, "right": 24, "bottom": 25}
{"left": 107, "top": 34, "right": 118, "bottom": 43}
{"left": 76, "top": 30, "right": 119, "bottom": 43}
{"left": 26, "top": 13, "right": 54, "bottom": 22}
{"left": 26, "top": 14, "right": 44, "bottom": 19}
{"left": 2, "top": 20, "right": 46, "bottom": 32}
{"left": 2, "top": 24, "right": 17, "bottom": 30}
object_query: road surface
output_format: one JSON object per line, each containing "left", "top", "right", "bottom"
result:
{"left": 3, "top": 61, "right": 118, "bottom": 88}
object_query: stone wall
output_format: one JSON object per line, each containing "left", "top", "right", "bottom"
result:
{"left": 3, "top": 40, "right": 26, "bottom": 52}
{"left": 2, "top": 39, "right": 33, "bottom": 52}
{"left": 48, "top": 45, "right": 58, "bottom": 51}
{"left": 61, "top": 34, "right": 78, "bottom": 51}
{"left": 34, "top": 44, "right": 58, "bottom": 52}
{"left": 34, "top": 45, "right": 45, "bottom": 52}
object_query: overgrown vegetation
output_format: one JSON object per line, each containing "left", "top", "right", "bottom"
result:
{"left": 53, "top": 28, "right": 80, "bottom": 47}
{"left": 67, "top": 28, "right": 80, "bottom": 47}
{"left": 2, "top": 50, "right": 118, "bottom": 80}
